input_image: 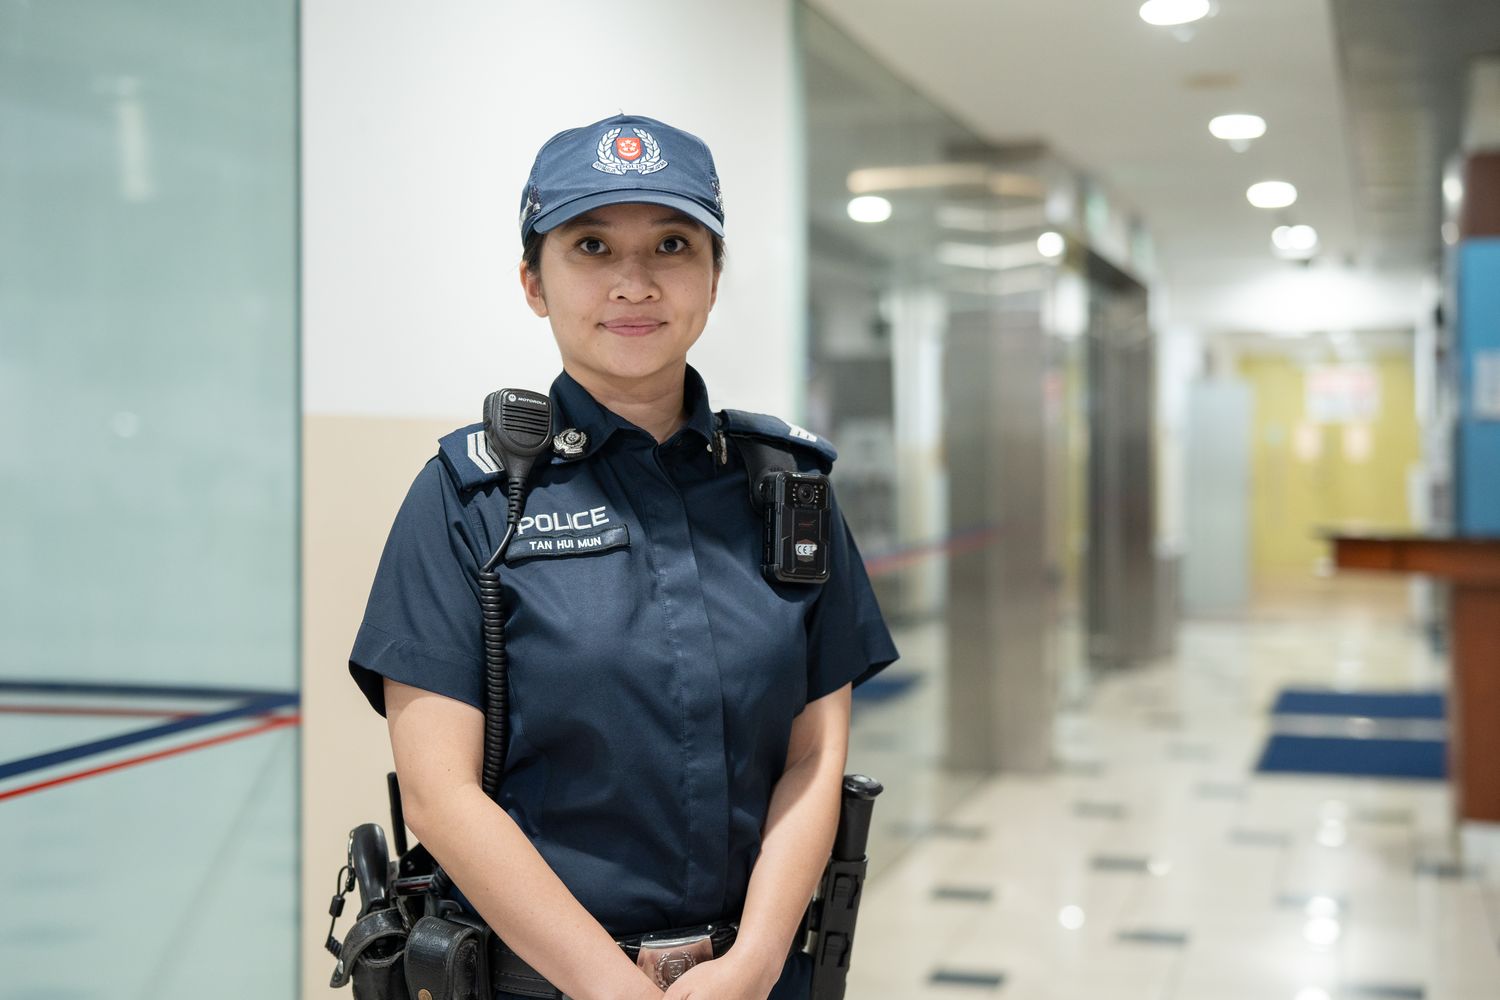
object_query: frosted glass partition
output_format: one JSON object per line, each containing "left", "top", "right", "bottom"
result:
{"left": 0, "top": 3, "right": 299, "bottom": 996}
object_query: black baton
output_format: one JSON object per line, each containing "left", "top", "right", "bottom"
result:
{"left": 808, "top": 774, "right": 883, "bottom": 1000}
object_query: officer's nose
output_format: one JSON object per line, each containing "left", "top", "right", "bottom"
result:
{"left": 609, "top": 255, "right": 661, "bottom": 304}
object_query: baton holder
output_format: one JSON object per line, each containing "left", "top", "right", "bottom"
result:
{"left": 806, "top": 773, "right": 882, "bottom": 1000}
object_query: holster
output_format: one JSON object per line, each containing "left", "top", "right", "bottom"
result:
{"left": 404, "top": 912, "right": 493, "bottom": 1000}
{"left": 330, "top": 907, "right": 408, "bottom": 1000}
{"left": 807, "top": 774, "right": 882, "bottom": 1000}
{"left": 807, "top": 856, "right": 868, "bottom": 999}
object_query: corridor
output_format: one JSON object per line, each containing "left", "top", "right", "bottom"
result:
{"left": 846, "top": 579, "right": 1499, "bottom": 999}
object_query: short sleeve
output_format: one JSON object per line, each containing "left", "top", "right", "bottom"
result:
{"left": 804, "top": 491, "right": 899, "bottom": 703}
{"left": 348, "top": 459, "right": 486, "bottom": 717}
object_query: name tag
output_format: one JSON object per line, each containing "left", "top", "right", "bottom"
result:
{"left": 505, "top": 524, "right": 629, "bottom": 564}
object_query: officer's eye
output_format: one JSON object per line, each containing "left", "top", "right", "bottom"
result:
{"left": 658, "top": 235, "right": 691, "bottom": 254}
{"left": 576, "top": 237, "right": 608, "bottom": 256}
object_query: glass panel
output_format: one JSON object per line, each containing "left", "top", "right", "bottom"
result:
{"left": 799, "top": 4, "right": 982, "bottom": 614}
{"left": 0, "top": 2, "right": 299, "bottom": 996}
{"left": 799, "top": 3, "right": 999, "bottom": 870}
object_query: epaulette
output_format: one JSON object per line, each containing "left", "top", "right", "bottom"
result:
{"left": 715, "top": 409, "right": 838, "bottom": 467}
{"left": 437, "top": 422, "right": 506, "bottom": 491}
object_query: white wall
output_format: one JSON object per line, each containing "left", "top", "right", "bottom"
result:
{"left": 303, "top": 0, "right": 802, "bottom": 420}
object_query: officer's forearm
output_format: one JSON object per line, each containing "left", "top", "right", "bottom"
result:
{"left": 409, "top": 783, "right": 660, "bottom": 1000}
{"left": 731, "top": 712, "right": 849, "bottom": 985}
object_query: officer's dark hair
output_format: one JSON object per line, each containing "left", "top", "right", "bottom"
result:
{"left": 522, "top": 227, "right": 726, "bottom": 276}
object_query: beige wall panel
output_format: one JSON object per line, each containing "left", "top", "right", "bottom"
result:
{"left": 300, "top": 413, "right": 455, "bottom": 997}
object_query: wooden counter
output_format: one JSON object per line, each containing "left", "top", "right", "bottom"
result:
{"left": 1327, "top": 533, "right": 1500, "bottom": 823}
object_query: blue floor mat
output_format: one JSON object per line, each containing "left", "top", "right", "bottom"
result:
{"left": 1270, "top": 689, "right": 1446, "bottom": 720}
{"left": 1255, "top": 734, "right": 1446, "bottom": 780}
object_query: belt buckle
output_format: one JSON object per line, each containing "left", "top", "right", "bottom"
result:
{"left": 636, "top": 929, "right": 714, "bottom": 989}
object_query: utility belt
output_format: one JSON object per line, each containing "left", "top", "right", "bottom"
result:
{"left": 327, "top": 773, "right": 880, "bottom": 1000}
{"left": 493, "top": 921, "right": 740, "bottom": 999}
{"left": 333, "top": 897, "right": 737, "bottom": 1000}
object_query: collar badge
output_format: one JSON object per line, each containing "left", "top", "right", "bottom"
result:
{"left": 553, "top": 428, "right": 589, "bottom": 458}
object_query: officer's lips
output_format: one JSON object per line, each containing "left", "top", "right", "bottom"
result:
{"left": 601, "top": 317, "right": 664, "bottom": 337}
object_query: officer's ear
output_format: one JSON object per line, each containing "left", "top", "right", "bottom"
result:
{"left": 708, "top": 265, "right": 719, "bottom": 312}
{"left": 520, "top": 260, "right": 548, "bottom": 318}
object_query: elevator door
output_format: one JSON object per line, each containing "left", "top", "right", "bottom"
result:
{"left": 1084, "top": 254, "right": 1160, "bottom": 667}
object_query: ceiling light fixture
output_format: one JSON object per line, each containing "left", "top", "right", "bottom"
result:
{"left": 847, "top": 195, "right": 892, "bottom": 224}
{"left": 847, "top": 164, "right": 988, "bottom": 194}
{"left": 1303, "top": 916, "right": 1342, "bottom": 947}
{"left": 1139, "top": 0, "right": 1211, "bottom": 26}
{"left": 1248, "top": 181, "right": 1298, "bottom": 209}
{"left": 1037, "top": 231, "right": 1066, "bottom": 259}
{"left": 1209, "top": 114, "right": 1266, "bottom": 152}
{"left": 1272, "top": 224, "right": 1319, "bottom": 257}
{"left": 1305, "top": 896, "right": 1340, "bottom": 918}
{"left": 1443, "top": 174, "right": 1464, "bottom": 207}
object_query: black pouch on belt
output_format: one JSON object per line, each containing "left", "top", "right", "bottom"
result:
{"left": 404, "top": 913, "right": 493, "bottom": 1000}
{"left": 329, "top": 907, "right": 408, "bottom": 1000}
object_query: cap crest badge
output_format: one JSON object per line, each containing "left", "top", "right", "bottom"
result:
{"left": 615, "top": 136, "right": 642, "bottom": 161}
{"left": 593, "top": 127, "right": 667, "bottom": 176}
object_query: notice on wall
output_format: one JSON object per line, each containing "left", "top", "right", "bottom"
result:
{"left": 1305, "top": 365, "right": 1381, "bottom": 424}
{"left": 1476, "top": 350, "right": 1500, "bottom": 421}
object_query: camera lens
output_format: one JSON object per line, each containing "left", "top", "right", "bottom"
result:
{"left": 795, "top": 484, "right": 814, "bottom": 503}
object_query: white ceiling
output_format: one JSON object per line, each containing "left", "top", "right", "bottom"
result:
{"left": 805, "top": 0, "right": 1432, "bottom": 335}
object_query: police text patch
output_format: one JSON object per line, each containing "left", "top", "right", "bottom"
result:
{"left": 505, "top": 524, "right": 630, "bottom": 564}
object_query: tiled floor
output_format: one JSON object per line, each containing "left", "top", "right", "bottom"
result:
{"left": 845, "top": 579, "right": 1500, "bottom": 1000}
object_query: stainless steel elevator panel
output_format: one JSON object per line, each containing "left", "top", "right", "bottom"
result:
{"left": 944, "top": 301, "right": 1056, "bottom": 774}
{"left": 1084, "top": 254, "right": 1164, "bottom": 667}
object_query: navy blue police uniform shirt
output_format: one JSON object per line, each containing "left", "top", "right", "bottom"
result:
{"left": 349, "top": 365, "right": 898, "bottom": 942}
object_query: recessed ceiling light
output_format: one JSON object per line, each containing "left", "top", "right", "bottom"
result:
{"left": 1443, "top": 174, "right": 1464, "bottom": 207}
{"left": 1210, "top": 114, "right": 1266, "bottom": 141}
{"left": 1303, "top": 916, "right": 1342, "bottom": 947}
{"left": 1272, "top": 224, "right": 1319, "bottom": 255}
{"left": 1248, "top": 181, "right": 1298, "bottom": 209}
{"left": 1139, "top": 0, "right": 1211, "bottom": 26}
{"left": 847, "top": 195, "right": 892, "bottom": 224}
{"left": 1304, "top": 895, "right": 1340, "bottom": 918}
{"left": 1037, "top": 231, "right": 1066, "bottom": 259}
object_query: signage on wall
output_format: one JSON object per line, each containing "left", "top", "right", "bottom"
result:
{"left": 1305, "top": 364, "right": 1381, "bottom": 424}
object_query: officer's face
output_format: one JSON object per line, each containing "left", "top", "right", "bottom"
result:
{"left": 520, "top": 203, "right": 720, "bottom": 385}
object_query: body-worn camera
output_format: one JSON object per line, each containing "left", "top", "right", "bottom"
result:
{"left": 760, "top": 471, "right": 832, "bottom": 584}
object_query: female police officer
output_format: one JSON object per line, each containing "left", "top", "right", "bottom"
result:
{"left": 349, "top": 114, "right": 897, "bottom": 1000}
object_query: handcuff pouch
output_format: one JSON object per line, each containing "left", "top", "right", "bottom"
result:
{"left": 404, "top": 912, "right": 493, "bottom": 1000}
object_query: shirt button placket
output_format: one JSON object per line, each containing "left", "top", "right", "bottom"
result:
{"left": 641, "top": 442, "right": 729, "bottom": 919}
